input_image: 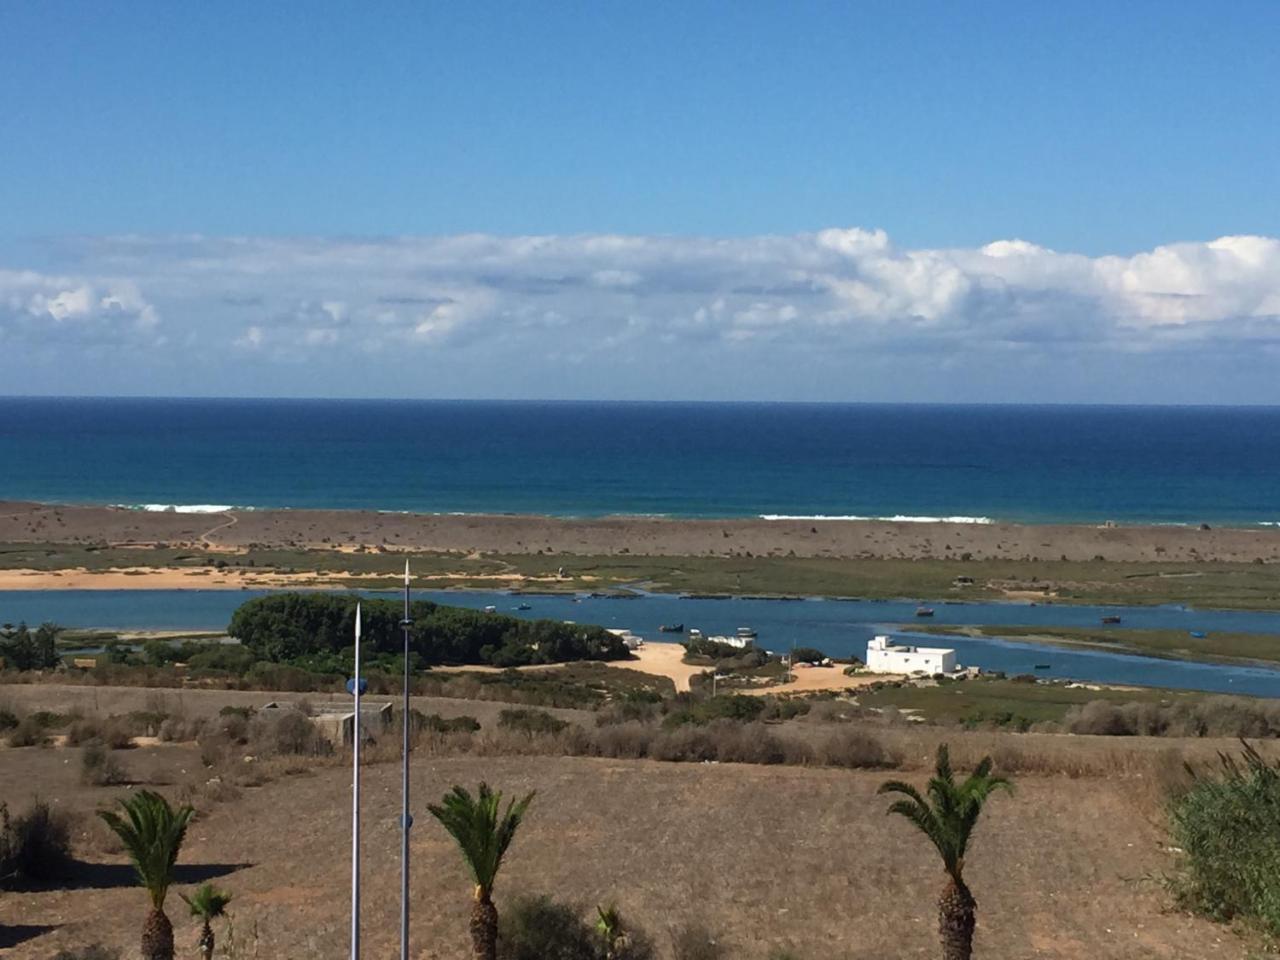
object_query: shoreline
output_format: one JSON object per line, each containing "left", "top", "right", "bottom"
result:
{"left": 29, "top": 498, "right": 1280, "bottom": 529}
{"left": 5, "top": 499, "right": 1280, "bottom": 564}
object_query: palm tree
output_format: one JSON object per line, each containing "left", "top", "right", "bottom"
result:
{"left": 878, "top": 745, "right": 1012, "bottom": 960}
{"left": 180, "top": 883, "right": 232, "bottom": 960}
{"left": 595, "top": 903, "right": 628, "bottom": 960}
{"left": 98, "top": 790, "right": 196, "bottom": 960}
{"left": 427, "top": 783, "right": 534, "bottom": 960}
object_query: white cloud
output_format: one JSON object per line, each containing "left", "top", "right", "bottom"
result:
{"left": 6, "top": 230, "right": 1280, "bottom": 399}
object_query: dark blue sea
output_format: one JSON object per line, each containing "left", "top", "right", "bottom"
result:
{"left": 2, "top": 397, "right": 1280, "bottom": 524}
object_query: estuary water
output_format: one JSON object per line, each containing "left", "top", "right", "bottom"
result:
{"left": 4, "top": 588, "right": 1280, "bottom": 697}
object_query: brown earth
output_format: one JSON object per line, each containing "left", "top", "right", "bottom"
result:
{"left": 0, "top": 743, "right": 1248, "bottom": 960}
{"left": 0, "top": 680, "right": 1264, "bottom": 960}
{"left": 3, "top": 499, "right": 1278, "bottom": 564}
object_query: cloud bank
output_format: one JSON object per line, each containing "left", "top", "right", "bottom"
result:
{"left": 4, "top": 230, "right": 1280, "bottom": 401}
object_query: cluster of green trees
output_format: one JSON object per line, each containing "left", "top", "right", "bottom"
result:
{"left": 0, "top": 622, "right": 60, "bottom": 671}
{"left": 228, "top": 593, "right": 629, "bottom": 669}
{"left": 96, "top": 747, "right": 1008, "bottom": 960}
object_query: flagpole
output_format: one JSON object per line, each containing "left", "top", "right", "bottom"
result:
{"left": 351, "top": 601, "right": 361, "bottom": 960}
{"left": 400, "top": 560, "right": 414, "bottom": 960}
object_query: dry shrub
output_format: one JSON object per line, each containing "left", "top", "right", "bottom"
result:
{"left": 1064, "top": 696, "right": 1280, "bottom": 739}
{"left": 66, "top": 718, "right": 134, "bottom": 750}
{"left": 7, "top": 716, "right": 48, "bottom": 747}
{"left": 817, "top": 728, "right": 897, "bottom": 769}
{"left": 0, "top": 797, "right": 74, "bottom": 886}
{"left": 158, "top": 714, "right": 206, "bottom": 743}
{"left": 250, "top": 710, "right": 331, "bottom": 757}
{"left": 80, "top": 741, "right": 129, "bottom": 786}
{"left": 591, "top": 722, "right": 654, "bottom": 760}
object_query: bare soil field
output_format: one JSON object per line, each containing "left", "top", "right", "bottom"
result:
{"left": 4, "top": 499, "right": 1279, "bottom": 565}
{"left": 0, "top": 731, "right": 1261, "bottom": 960}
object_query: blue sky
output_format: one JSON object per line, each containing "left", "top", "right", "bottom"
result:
{"left": 2, "top": 2, "right": 1279, "bottom": 401}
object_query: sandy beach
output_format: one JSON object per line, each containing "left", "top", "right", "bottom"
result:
{"left": 4, "top": 500, "right": 1279, "bottom": 565}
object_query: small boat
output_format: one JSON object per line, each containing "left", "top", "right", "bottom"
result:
{"left": 483, "top": 605, "right": 497, "bottom": 613}
{"left": 1101, "top": 616, "right": 1121, "bottom": 624}
{"left": 736, "top": 626, "right": 757, "bottom": 639}
{"left": 1189, "top": 630, "right": 1207, "bottom": 639}
{"left": 915, "top": 607, "right": 935, "bottom": 618}
{"left": 1033, "top": 663, "right": 1052, "bottom": 670}
{"left": 659, "top": 623, "right": 684, "bottom": 633}
{"left": 515, "top": 603, "right": 532, "bottom": 611}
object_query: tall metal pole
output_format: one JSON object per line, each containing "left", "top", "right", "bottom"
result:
{"left": 351, "top": 602, "right": 362, "bottom": 960}
{"left": 400, "top": 561, "right": 414, "bottom": 960}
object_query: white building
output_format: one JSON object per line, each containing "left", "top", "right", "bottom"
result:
{"left": 866, "top": 635, "right": 957, "bottom": 675}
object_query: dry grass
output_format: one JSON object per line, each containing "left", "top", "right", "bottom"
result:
{"left": 0, "top": 746, "right": 1258, "bottom": 960}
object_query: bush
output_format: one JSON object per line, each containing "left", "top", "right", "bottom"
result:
{"left": 0, "top": 798, "right": 74, "bottom": 887}
{"left": 499, "top": 708, "right": 570, "bottom": 735}
{"left": 499, "top": 895, "right": 598, "bottom": 960}
{"left": 790, "top": 647, "right": 827, "bottom": 665}
{"left": 817, "top": 728, "right": 896, "bottom": 769}
{"left": 250, "top": 710, "right": 330, "bottom": 756}
{"left": 80, "top": 741, "right": 129, "bottom": 786}
{"left": 663, "top": 695, "right": 765, "bottom": 728}
{"left": 0, "top": 706, "right": 18, "bottom": 731}
{"left": 66, "top": 718, "right": 134, "bottom": 750}
{"left": 1170, "top": 743, "right": 1280, "bottom": 934}
{"left": 7, "top": 716, "right": 48, "bottom": 747}
{"left": 410, "top": 710, "right": 481, "bottom": 734}
{"left": 498, "top": 895, "right": 655, "bottom": 960}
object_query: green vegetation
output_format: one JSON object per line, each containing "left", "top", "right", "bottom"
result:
{"left": 662, "top": 694, "right": 766, "bottom": 727}
{"left": 0, "top": 798, "right": 73, "bottom": 888}
{"left": 880, "top": 745, "right": 1012, "bottom": 960}
{"left": 98, "top": 791, "right": 196, "bottom": 960}
{"left": 0, "top": 621, "right": 60, "bottom": 671}
{"left": 428, "top": 783, "right": 536, "bottom": 960}
{"left": 496, "top": 896, "right": 655, "bottom": 960}
{"left": 229, "top": 593, "right": 628, "bottom": 669}
{"left": 497, "top": 708, "right": 570, "bottom": 735}
{"left": 1170, "top": 743, "right": 1280, "bottom": 937}
{"left": 10, "top": 539, "right": 1280, "bottom": 608}
{"left": 913, "top": 623, "right": 1280, "bottom": 666}
{"left": 855, "top": 675, "right": 1205, "bottom": 728}
{"left": 179, "top": 883, "right": 232, "bottom": 960}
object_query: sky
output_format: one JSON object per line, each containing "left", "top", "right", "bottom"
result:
{"left": 1, "top": 1, "right": 1279, "bottom": 403}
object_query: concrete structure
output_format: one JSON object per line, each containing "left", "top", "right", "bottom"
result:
{"left": 866, "top": 635, "right": 958, "bottom": 675}
{"left": 305, "top": 701, "right": 393, "bottom": 747}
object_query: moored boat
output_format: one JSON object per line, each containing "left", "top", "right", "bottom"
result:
{"left": 659, "top": 623, "right": 684, "bottom": 633}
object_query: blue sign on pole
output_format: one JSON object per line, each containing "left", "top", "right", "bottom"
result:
{"left": 346, "top": 678, "right": 369, "bottom": 696}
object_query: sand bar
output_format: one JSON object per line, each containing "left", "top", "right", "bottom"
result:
{"left": 4, "top": 500, "right": 1279, "bottom": 564}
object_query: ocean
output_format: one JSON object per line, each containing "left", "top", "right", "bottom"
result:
{"left": 2, "top": 397, "right": 1279, "bottom": 524}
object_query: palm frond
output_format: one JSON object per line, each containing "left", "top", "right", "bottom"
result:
{"left": 97, "top": 790, "right": 195, "bottom": 909}
{"left": 180, "top": 882, "right": 233, "bottom": 920}
{"left": 880, "top": 745, "right": 1013, "bottom": 882}
{"left": 427, "top": 782, "right": 534, "bottom": 895}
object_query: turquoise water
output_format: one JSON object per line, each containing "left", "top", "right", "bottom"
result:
{"left": 3, "top": 397, "right": 1280, "bottom": 523}
{"left": 5, "top": 588, "right": 1280, "bottom": 697}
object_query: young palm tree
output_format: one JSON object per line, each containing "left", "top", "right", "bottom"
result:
{"left": 878, "top": 745, "right": 1012, "bottom": 960}
{"left": 97, "top": 790, "right": 196, "bottom": 960}
{"left": 427, "top": 783, "right": 534, "bottom": 960}
{"left": 180, "top": 883, "right": 232, "bottom": 960}
{"left": 595, "top": 903, "right": 627, "bottom": 960}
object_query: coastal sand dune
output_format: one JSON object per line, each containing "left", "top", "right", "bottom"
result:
{"left": 3, "top": 500, "right": 1279, "bottom": 564}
